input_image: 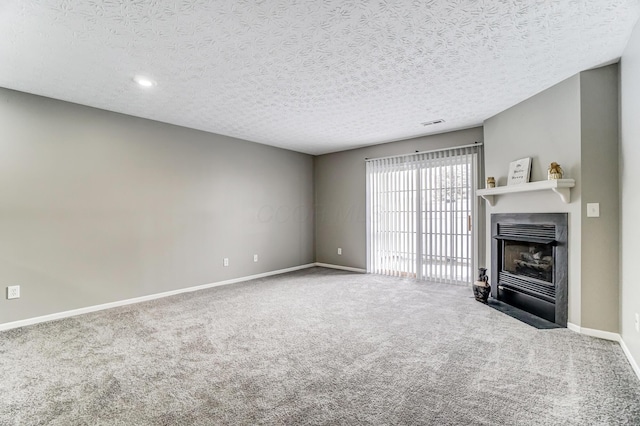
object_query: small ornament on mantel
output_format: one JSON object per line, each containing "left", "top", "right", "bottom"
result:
{"left": 548, "top": 162, "right": 564, "bottom": 180}
{"left": 486, "top": 177, "right": 496, "bottom": 188}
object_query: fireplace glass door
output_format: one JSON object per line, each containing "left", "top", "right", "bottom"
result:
{"left": 502, "top": 241, "right": 554, "bottom": 283}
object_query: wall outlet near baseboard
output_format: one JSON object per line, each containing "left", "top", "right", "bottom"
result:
{"left": 223, "top": 258, "right": 229, "bottom": 267}
{"left": 337, "top": 248, "right": 342, "bottom": 255}
{"left": 253, "top": 254, "right": 258, "bottom": 262}
{"left": 635, "top": 313, "right": 639, "bottom": 333}
{"left": 7, "top": 285, "right": 20, "bottom": 300}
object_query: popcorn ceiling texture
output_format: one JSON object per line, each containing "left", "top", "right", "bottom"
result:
{"left": 0, "top": 1, "right": 638, "bottom": 154}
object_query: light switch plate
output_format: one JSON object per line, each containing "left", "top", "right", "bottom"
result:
{"left": 586, "top": 203, "right": 600, "bottom": 218}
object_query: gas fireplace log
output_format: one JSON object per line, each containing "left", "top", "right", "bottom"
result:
{"left": 513, "top": 259, "right": 553, "bottom": 271}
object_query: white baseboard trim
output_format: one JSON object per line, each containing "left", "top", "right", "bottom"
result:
{"left": 314, "top": 262, "right": 367, "bottom": 273}
{"left": 567, "top": 322, "right": 581, "bottom": 333}
{"left": 0, "top": 263, "right": 316, "bottom": 332}
{"left": 567, "top": 322, "right": 620, "bottom": 342}
{"left": 620, "top": 338, "right": 640, "bottom": 381}
{"left": 567, "top": 322, "right": 640, "bottom": 381}
{"left": 580, "top": 327, "right": 621, "bottom": 342}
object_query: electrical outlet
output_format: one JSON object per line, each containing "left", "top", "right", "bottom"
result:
{"left": 7, "top": 285, "right": 20, "bottom": 300}
{"left": 337, "top": 248, "right": 342, "bottom": 255}
{"left": 635, "top": 313, "right": 639, "bottom": 333}
{"left": 253, "top": 254, "right": 258, "bottom": 262}
{"left": 223, "top": 258, "right": 229, "bottom": 267}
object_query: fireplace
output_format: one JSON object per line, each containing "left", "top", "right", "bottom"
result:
{"left": 491, "top": 213, "right": 568, "bottom": 326}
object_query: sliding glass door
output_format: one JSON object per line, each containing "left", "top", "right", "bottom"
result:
{"left": 366, "top": 145, "right": 482, "bottom": 284}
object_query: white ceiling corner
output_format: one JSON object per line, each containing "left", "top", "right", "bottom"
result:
{"left": 0, "top": 0, "right": 638, "bottom": 155}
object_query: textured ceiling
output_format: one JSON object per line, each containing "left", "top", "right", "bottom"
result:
{"left": 0, "top": 1, "right": 638, "bottom": 155}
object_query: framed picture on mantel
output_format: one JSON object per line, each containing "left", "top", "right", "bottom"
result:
{"left": 507, "top": 157, "right": 532, "bottom": 185}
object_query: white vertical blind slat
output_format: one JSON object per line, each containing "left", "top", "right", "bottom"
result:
{"left": 425, "top": 154, "right": 431, "bottom": 280}
{"left": 448, "top": 152, "right": 454, "bottom": 283}
{"left": 412, "top": 158, "right": 423, "bottom": 279}
{"left": 467, "top": 148, "right": 472, "bottom": 279}
{"left": 394, "top": 162, "right": 398, "bottom": 277}
{"left": 444, "top": 151, "right": 451, "bottom": 283}
{"left": 391, "top": 159, "right": 395, "bottom": 275}
{"left": 366, "top": 161, "right": 370, "bottom": 272}
{"left": 390, "top": 160, "right": 395, "bottom": 276}
{"left": 373, "top": 160, "right": 378, "bottom": 273}
{"left": 383, "top": 158, "right": 389, "bottom": 274}
{"left": 403, "top": 162, "right": 408, "bottom": 276}
{"left": 448, "top": 151, "right": 454, "bottom": 283}
{"left": 438, "top": 152, "right": 443, "bottom": 280}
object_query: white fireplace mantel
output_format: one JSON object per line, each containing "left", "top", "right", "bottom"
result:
{"left": 476, "top": 179, "right": 576, "bottom": 206}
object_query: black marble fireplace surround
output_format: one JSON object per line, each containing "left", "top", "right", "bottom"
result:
{"left": 491, "top": 213, "right": 568, "bottom": 327}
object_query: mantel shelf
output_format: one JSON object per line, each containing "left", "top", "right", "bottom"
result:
{"left": 477, "top": 179, "right": 576, "bottom": 206}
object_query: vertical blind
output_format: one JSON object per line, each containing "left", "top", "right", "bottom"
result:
{"left": 366, "top": 144, "right": 483, "bottom": 284}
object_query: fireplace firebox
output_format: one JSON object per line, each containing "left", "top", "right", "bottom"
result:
{"left": 491, "top": 213, "right": 568, "bottom": 326}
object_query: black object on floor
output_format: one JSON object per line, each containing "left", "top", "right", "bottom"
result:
{"left": 487, "top": 298, "right": 562, "bottom": 329}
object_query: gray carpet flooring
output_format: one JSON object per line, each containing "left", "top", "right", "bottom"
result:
{"left": 1, "top": 267, "right": 639, "bottom": 425}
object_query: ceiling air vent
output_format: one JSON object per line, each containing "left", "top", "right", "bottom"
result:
{"left": 422, "top": 119, "right": 445, "bottom": 126}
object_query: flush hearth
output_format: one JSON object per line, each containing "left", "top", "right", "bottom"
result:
{"left": 491, "top": 213, "right": 568, "bottom": 326}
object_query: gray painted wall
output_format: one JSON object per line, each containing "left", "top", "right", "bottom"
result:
{"left": 0, "top": 88, "right": 314, "bottom": 325}
{"left": 579, "top": 65, "right": 619, "bottom": 332}
{"left": 314, "top": 127, "right": 484, "bottom": 269}
{"left": 483, "top": 64, "right": 621, "bottom": 331}
{"left": 483, "top": 75, "right": 583, "bottom": 326}
{"left": 620, "top": 20, "right": 640, "bottom": 370}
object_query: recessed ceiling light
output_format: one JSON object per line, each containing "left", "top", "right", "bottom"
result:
{"left": 133, "top": 75, "right": 156, "bottom": 88}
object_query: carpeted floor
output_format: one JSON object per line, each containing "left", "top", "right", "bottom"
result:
{"left": 1, "top": 267, "right": 639, "bottom": 425}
